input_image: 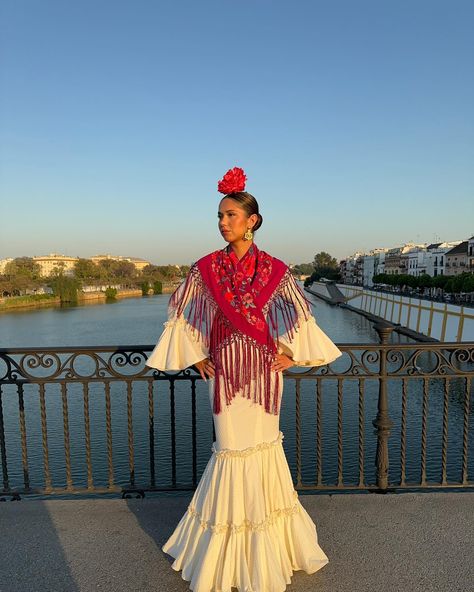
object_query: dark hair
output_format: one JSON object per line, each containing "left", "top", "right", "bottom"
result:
{"left": 220, "top": 191, "right": 263, "bottom": 232}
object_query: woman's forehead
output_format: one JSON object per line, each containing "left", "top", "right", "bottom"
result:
{"left": 218, "top": 197, "right": 244, "bottom": 212}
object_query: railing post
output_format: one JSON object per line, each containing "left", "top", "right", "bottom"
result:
{"left": 372, "top": 322, "right": 394, "bottom": 491}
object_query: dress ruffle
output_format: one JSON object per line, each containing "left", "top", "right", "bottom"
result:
{"left": 162, "top": 431, "right": 329, "bottom": 592}
{"left": 146, "top": 316, "right": 209, "bottom": 371}
{"left": 278, "top": 316, "right": 343, "bottom": 367}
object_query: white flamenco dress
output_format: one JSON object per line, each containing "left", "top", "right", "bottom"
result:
{"left": 146, "top": 284, "right": 343, "bottom": 592}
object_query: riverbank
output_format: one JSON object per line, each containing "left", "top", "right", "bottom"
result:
{"left": 0, "top": 287, "right": 175, "bottom": 313}
{"left": 305, "top": 280, "right": 474, "bottom": 342}
{"left": 305, "top": 283, "right": 440, "bottom": 342}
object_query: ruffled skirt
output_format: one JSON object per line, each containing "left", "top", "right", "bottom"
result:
{"left": 162, "top": 372, "right": 329, "bottom": 592}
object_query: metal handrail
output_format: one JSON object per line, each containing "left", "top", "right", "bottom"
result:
{"left": 0, "top": 331, "right": 472, "bottom": 500}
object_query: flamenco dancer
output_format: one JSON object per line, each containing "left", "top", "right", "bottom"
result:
{"left": 146, "top": 167, "right": 343, "bottom": 592}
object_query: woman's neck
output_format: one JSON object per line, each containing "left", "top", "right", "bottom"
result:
{"left": 228, "top": 240, "right": 254, "bottom": 261}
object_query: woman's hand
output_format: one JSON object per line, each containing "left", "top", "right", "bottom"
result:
{"left": 194, "top": 357, "right": 215, "bottom": 381}
{"left": 271, "top": 353, "right": 294, "bottom": 372}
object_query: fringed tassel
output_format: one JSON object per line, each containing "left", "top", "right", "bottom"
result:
{"left": 168, "top": 265, "right": 217, "bottom": 349}
{"left": 211, "top": 319, "right": 280, "bottom": 416}
{"left": 265, "top": 269, "right": 313, "bottom": 344}
{"left": 170, "top": 266, "right": 303, "bottom": 416}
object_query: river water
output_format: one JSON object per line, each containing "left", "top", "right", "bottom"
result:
{"left": 0, "top": 288, "right": 472, "bottom": 496}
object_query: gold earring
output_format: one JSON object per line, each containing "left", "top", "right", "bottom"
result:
{"left": 244, "top": 227, "right": 253, "bottom": 241}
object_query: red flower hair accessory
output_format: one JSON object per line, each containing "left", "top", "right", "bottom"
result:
{"left": 217, "top": 167, "right": 247, "bottom": 194}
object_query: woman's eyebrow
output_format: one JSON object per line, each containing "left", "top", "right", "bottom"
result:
{"left": 218, "top": 209, "right": 237, "bottom": 214}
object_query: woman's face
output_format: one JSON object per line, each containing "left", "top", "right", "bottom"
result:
{"left": 218, "top": 198, "right": 257, "bottom": 243}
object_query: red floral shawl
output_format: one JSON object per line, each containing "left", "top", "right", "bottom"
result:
{"left": 168, "top": 243, "right": 312, "bottom": 415}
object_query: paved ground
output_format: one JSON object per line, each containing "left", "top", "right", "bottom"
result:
{"left": 1, "top": 491, "right": 473, "bottom": 592}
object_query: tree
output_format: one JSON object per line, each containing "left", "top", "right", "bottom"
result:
{"left": 97, "top": 259, "right": 114, "bottom": 282}
{"left": 113, "top": 260, "right": 136, "bottom": 280}
{"left": 74, "top": 258, "right": 100, "bottom": 281}
{"left": 432, "top": 275, "right": 450, "bottom": 290}
{"left": 313, "top": 252, "right": 338, "bottom": 269}
{"left": 49, "top": 274, "right": 81, "bottom": 303}
{"left": 416, "top": 273, "right": 433, "bottom": 290}
{"left": 3, "top": 257, "right": 42, "bottom": 294}
{"left": 4, "top": 257, "right": 41, "bottom": 280}
{"left": 311, "top": 252, "right": 341, "bottom": 281}
{"left": 105, "top": 287, "right": 117, "bottom": 299}
{"left": 292, "top": 263, "right": 314, "bottom": 276}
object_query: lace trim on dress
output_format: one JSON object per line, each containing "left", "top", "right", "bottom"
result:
{"left": 163, "top": 316, "right": 187, "bottom": 327}
{"left": 186, "top": 489, "right": 300, "bottom": 534}
{"left": 163, "top": 316, "right": 207, "bottom": 346}
{"left": 211, "top": 431, "right": 284, "bottom": 457}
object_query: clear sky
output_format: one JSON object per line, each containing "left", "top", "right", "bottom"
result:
{"left": 1, "top": 0, "right": 473, "bottom": 266}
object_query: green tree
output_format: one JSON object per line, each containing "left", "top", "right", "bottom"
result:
{"left": 105, "top": 287, "right": 117, "bottom": 299}
{"left": 417, "top": 273, "right": 433, "bottom": 290}
{"left": 4, "top": 257, "right": 41, "bottom": 280}
{"left": 432, "top": 275, "right": 450, "bottom": 290}
{"left": 3, "top": 257, "right": 42, "bottom": 294}
{"left": 311, "top": 252, "right": 341, "bottom": 281}
{"left": 113, "top": 261, "right": 136, "bottom": 280}
{"left": 74, "top": 258, "right": 100, "bottom": 281}
{"left": 292, "top": 263, "right": 314, "bottom": 276}
{"left": 49, "top": 274, "right": 81, "bottom": 304}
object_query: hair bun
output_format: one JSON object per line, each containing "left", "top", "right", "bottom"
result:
{"left": 254, "top": 213, "right": 263, "bottom": 232}
{"left": 217, "top": 167, "right": 247, "bottom": 194}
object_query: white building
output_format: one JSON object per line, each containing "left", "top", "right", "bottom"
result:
{"left": 0, "top": 258, "right": 14, "bottom": 274}
{"left": 90, "top": 254, "right": 151, "bottom": 271}
{"left": 363, "top": 248, "right": 389, "bottom": 286}
{"left": 425, "top": 241, "right": 462, "bottom": 277}
{"left": 405, "top": 245, "right": 428, "bottom": 277}
{"left": 33, "top": 254, "right": 79, "bottom": 277}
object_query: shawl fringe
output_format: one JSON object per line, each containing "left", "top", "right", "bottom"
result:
{"left": 169, "top": 264, "right": 310, "bottom": 415}
{"left": 210, "top": 310, "right": 281, "bottom": 415}
{"left": 168, "top": 264, "right": 217, "bottom": 349}
{"left": 265, "top": 268, "right": 313, "bottom": 344}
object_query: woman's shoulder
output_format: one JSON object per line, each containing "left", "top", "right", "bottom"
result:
{"left": 193, "top": 247, "right": 225, "bottom": 267}
{"left": 190, "top": 245, "right": 289, "bottom": 273}
{"left": 187, "top": 248, "right": 226, "bottom": 274}
{"left": 259, "top": 248, "right": 289, "bottom": 273}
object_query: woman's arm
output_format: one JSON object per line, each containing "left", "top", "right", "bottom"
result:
{"left": 145, "top": 267, "right": 210, "bottom": 372}
{"left": 274, "top": 272, "right": 343, "bottom": 367}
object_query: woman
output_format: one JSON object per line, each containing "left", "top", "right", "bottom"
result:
{"left": 146, "top": 167, "right": 343, "bottom": 592}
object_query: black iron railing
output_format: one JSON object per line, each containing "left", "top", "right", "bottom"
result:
{"left": 0, "top": 324, "right": 473, "bottom": 499}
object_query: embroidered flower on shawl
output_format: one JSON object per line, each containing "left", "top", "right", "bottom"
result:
{"left": 170, "top": 243, "right": 303, "bottom": 415}
{"left": 210, "top": 243, "right": 273, "bottom": 331}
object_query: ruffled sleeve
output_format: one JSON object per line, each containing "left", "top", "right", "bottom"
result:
{"left": 275, "top": 272, "right": 343, "bottom": 367}
{"left": 146, "top": 269, "right": 209, "bottom": 371}
{"left": 146, "top": 316, "right": 209, "bottom": 371}
{"left": 277, "top": 316, "right": 343, "bottom": 366}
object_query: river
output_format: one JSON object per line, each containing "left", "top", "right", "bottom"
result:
{"left": 0, "top": 288, "right": 472, "bottom": 496}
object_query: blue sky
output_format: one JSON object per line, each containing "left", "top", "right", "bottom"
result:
{"left": 1, "top": 0, "right": 473, "bottom": 265}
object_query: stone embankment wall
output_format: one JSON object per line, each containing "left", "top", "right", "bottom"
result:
{"left": 0, "top": 285, "right": 176, "bottom": 312}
